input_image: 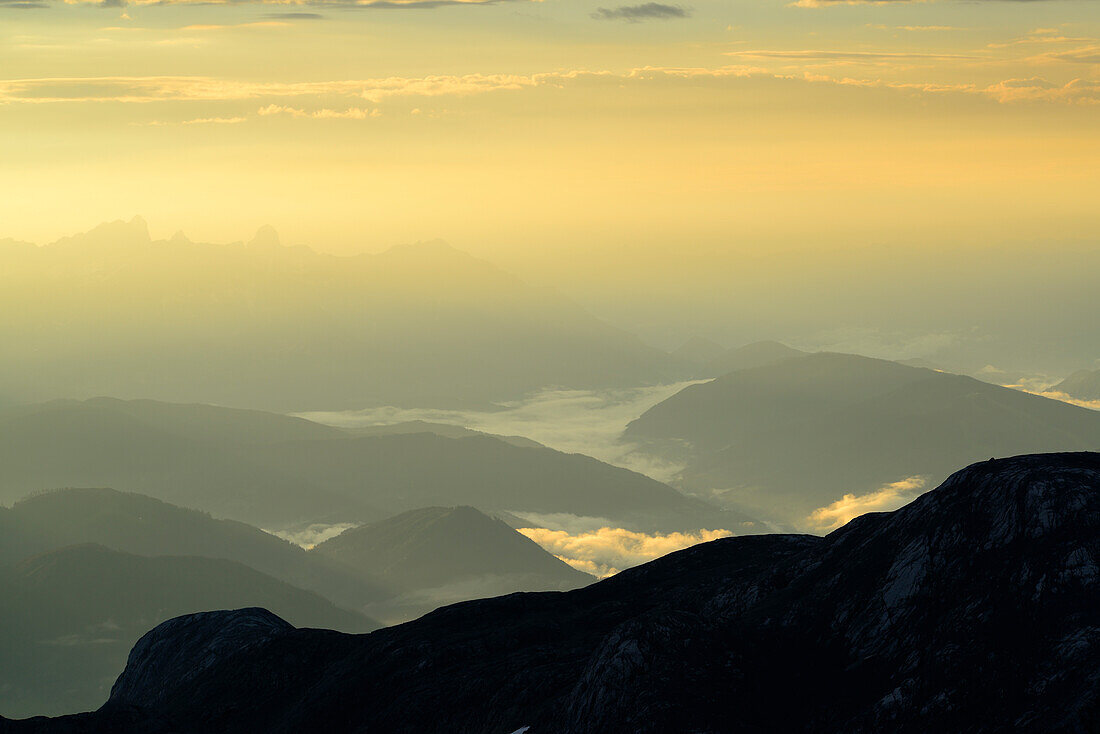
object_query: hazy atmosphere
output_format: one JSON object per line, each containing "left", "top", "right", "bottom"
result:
{"left": 1, "top": 0, "right": 1099, "bottom": 729}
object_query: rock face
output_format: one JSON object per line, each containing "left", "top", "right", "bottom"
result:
{"left": 5, "top": 453, "right": 1100, "bottom": 733}
{"left": 108, "top": 609, "right": 294, "bottom": 711}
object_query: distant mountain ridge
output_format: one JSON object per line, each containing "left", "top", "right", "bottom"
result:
{"left": 0, "top": 219, "right": 685, "bottom": 410}
{"left": 0, "top": 487, "right": 390, "bottom": 613}
{"left": 0, "top": 397, "right": 748, "bottom": 532}
{"left": 625, "top": 352, "right": 1100, "bottom": 526}
{"left": 1055, "top": 367, "right": 1100, "bottom": 401}
{"left": 314, "top": 506, "right": 591, "bottom": 591}
{"left": 313, "top": 506, "right": 593, "bottom": 622}
{"left": 8, "top": 453, "right": 1098, "bottom": 732}
{"left": 671, "top": 339, "right": 805, "bottom": 378}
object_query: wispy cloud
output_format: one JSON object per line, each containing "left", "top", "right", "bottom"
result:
{"left": 143, "top": 115, "right": 247, "bottom": 125}
{"left": 725, "top": 49, "right": 978, "bottom": 61}
{"left": 45, "top": 0, "right": 524, "bottom": 7}
{"left": 591, "top": 3, "right": 689, "bottom": 21}
{"left": 299, "top": 382, "right": 700, "bottom": 483}
{"left": 806, "top": 476, "right": 927, "bottom": 532}
{"left": 792, "top": 0, "right": 1058, "bottom": 6}
{"left": 257, "top": 104, "right": 381, "bottom": 118}
{"left": 2, "top": 63, "right": 1096, "bottom": 114}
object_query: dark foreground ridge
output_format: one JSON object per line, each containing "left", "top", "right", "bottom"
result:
{"left": 5, "top": 453, "right": 1099, "bottom": 733}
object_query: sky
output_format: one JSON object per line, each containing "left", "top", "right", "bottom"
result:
{"left": 1, "top": 0, "right": 1098, "bottom": 272}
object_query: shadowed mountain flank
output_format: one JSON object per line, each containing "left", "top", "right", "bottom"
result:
{"left": 0, "top": 488, "right": 390, "bottom": 612}
{"left": 313, "top": 506, "right": 592, "bottom": 591}
{"left": 313, "top": 506, "right": 593, "bottom": 623}
{"left": 625, "top": 352, "right": 1100, "bottom": 526}
{"left": 7, "top": 453, "right": 1098, "bottom": 733}
{"left": 0, "top": 546, "right": 375, "bottom": 718}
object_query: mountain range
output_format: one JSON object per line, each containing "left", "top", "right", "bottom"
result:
{"left": 5, "top": 452, "right": 1096, "bottom": 732}
{"left": 0, "top": 397, "right": 747, "bottom": 532}
{"left": 0, "top": 219, "right": 685, "bottom": 411}
{"left": 625, "top": 351, "right": 1100, "bottom": 527}
{"left": 0, "top": 490, "right": 597, "bottom": 717}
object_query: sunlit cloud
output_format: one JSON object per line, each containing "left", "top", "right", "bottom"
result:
{"left": 52, "top": 0, "right": 525, "bottom": 7}
{"left": 1006, "top": 388, "right": 1100, "bottom": 413}
{"left": 143, "top": 115, "right": 248, "bottom": 125}
{"left": 806, "top": 476, "right": 927, "bottom": 533}
{"left": 257, "top": 104, "right": 381, "bottom": 119}
{"left": 1, "top": 65, "right": 1096, "bottom": 112}
{"left": 517, "top": 526, "right": 734, "bottom": 578}
{"left": 791, "top": 0, "right": 1055, "bottom": 6}
{"left": 726, "top": 49, "right": 978, "bottom": 61}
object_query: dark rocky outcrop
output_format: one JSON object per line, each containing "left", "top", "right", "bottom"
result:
{"left": 5, "top": 453, "right": 1099, "bottom": 733}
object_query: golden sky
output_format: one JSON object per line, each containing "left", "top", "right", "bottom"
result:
{"left": 1, "top": 0, "right": 1097, "bottom": 266}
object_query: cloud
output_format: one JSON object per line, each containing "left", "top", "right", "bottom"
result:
{"left": 0, "top": 1, "right": 49, "bottom": 8}
{"left": 41, "top": 0, "right": 522, "bottom": 7}
{"left": 263, "top": 11, "right": 324, "bottom": 18}
{"left": 1045, "top": 45, "right": 1100, "bottom": 64}
{"left": 806, "top": 476, "right": 927, "bottom": 532}
{"left": 298, "top": 381, "right": 702, "bottom": 483}
{"left": 180, "top": 21, "right": 291, "bottom": 30}
{"left": 0, "top": 73, "right": 553, "bottom": 105}
{"left": 2, "top": 65, "right": 1094, "bottom": 113}
{"left": 517, "top": 526, "right": 734, "bottom": 578}
{"left": 792, "top": 0, "right": 1059, "bottom": 6}
{"left": 143, "top": 115, "right": 248, "bottom": 125}
{"left": 725, "top": 49, "right": 977, "bottom": 61}
{"left": 1009, "top": 388, "right": 1100, "bottom": 413}
{"left": 591, "top": 3, "right": 689, "bottom": 21}
{"left": 257, "top": 104, "right": 381, "bottom": 118}
{"left": 267, "top": 522, "right": 359, "bottom": 549}
{"left": 984, "top": 76, "right": 1100, "bottom": 104}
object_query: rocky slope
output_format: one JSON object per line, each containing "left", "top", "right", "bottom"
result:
{"left": 5, "top": 453, "right": 1098, "bottom": 733}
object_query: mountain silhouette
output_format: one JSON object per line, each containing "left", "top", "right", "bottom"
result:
{"left": 7, "top": 453, "right": 1097, "bottom": 732}
{"left": 0, "top": 544, "right": 375, "bottom": 718}
{"left": 1, "top": 488, "right": 390, "bottom": 612}
{"left": 313, "top": 506, "right": 593, "bottom": 622}
{"left": 0, "top": 398, "right": 748, "bottom": 532}
{"left": 0, "top": 223, "right": 684, "bottom": 411}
